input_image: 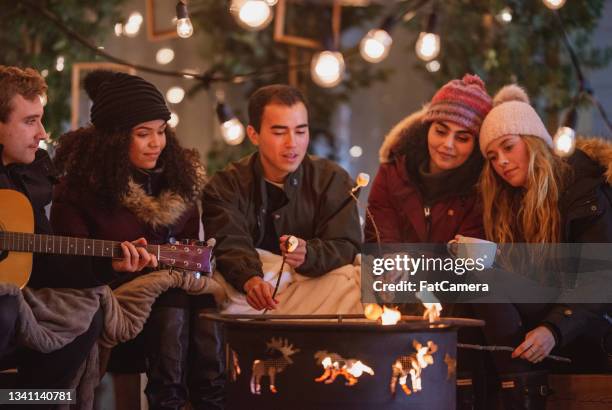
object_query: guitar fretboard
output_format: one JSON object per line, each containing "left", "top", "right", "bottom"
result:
{"left": 0, "top": 231, "right": 155, "bottom": 258}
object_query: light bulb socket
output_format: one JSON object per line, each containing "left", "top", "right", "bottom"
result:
{"left": 380, "top": 15, "right": 396, "bottom": 33}
{"left": 563, "top": 106, "right": 577, "bottom": 129}
{"left": 216, "top": 102, "right": 234, "bottom": 123}
{"left": 425, "top": 11, "right": 438, "bottom": 34}
{"left": 176, "top": 1, "right": 189, "bottom": 20}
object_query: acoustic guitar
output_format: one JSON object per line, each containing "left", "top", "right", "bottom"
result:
{"left": 0, "top": 189, "right": 213, "bottom": 288}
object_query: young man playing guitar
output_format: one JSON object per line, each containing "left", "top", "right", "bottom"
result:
{"left": 0, "top": 65, "right": 153, "bottom": 399}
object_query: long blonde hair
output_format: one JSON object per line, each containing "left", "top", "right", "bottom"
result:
{"left": 481, "top": 135, "right": 570, "bottom": 244}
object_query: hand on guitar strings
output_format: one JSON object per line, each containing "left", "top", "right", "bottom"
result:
{"left": 112, "top": 237, "right": 158, "bottom": 273}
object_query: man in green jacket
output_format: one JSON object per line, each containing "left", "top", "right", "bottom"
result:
{"left": 202, "top": 84, "right": 361, "bottom": 311}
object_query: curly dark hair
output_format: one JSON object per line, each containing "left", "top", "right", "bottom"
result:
{"left": 53, "top": 126, "right": 205, "bottom": 207}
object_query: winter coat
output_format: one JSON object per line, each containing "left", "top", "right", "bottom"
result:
{"left": 201, "top": 152, "right": 361, "bottom": 293}
{"left": 50, "top": 167, "right": 202, "bottom": 288}
{"left": 538, "top": 138, "right": 612, "bottom": 348}
{"left": 0, "top": 146, "right": 96, "bottom": 289}
{"left": 365, "top": 108, "right": 484, "bottom": 244}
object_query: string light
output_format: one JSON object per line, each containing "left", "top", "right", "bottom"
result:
{"left": 496, "top": 7, "right": 513, "bottom": 24}
{"left": 359, "top": 29, "right": 392, "bottom": 63}
{"left": 543, "top": 0, "right": 567, "bottom": 10}
{"left": 216, "top": 100, "right": 245, "bottom": 145}
{"left": 415, "top": 11, "right": 440, "bottom": 61}
{"left": 230, "top": 0, "right": 273, "bottom": 31}
{"left": 310, "top": 51, "right": 345, "bottom": 88}
{"left": 176, "top": 1, "right": 194, "bottom": 38}
{"left": 123, "top": 12, "right": 143, "bottom": 37}
{"left": 166, "top": 86, "right": 185, "bottom": 104}
{"left": 114, "top": 23, "right": 123, "bottom": 36}
{"left": 55, "top": 56, "right": 65, "bottom": 71}
{"left": 425, "top": 60, "right": 440, "bottom": 72}
{"left": 156, "top": 48, "right": 175, "bottom": 65}
{"left": 349, "top": 145, "right": 363, "bottom": 158}
{"left": 553, "top": 107, "right": 576, "bottom": 157}
{"left": 168, "top": 112, "right": 180, "bottom": 128}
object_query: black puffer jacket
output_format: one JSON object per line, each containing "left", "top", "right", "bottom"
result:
{"left": 541, "top": 139, "right": 612, "bottom": 348}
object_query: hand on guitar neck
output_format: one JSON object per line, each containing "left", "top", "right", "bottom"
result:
{"left": 113, "top": 237, "right": 158, "bottom": 273}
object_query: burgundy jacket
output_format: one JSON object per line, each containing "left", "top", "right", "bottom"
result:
{"left": 50, "top": 171, "right": 200, "bottom": 286}
{"left": 365, "top": 108, "right": 484, "bottom": 244}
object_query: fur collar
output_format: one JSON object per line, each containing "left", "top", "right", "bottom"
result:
{"left": 379, "top": 106, "right": 429, "bottom": 163}
{"left": 575, "top": 137, "right": 612, "bottom": 184}
{"left": 120, "top": 162, "right": 206, "bottom": 229}
{"left": 121, "top": 180, "right": 190, "bottom": 229}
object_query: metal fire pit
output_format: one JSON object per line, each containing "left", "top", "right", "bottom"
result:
{"left": 203, "top": 313, "right": 483, "bottom": 410}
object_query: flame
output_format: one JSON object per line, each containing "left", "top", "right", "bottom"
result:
{"left": 364, "top": 303, "right": 383, "bottom": 321}
{"left": 381, "top": 306, "right": 401, "bottom": 325}
{"left": 422, "top": 303, "right": 442, "bottom": 323}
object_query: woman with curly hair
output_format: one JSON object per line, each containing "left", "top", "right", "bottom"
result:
{"left": 477, "top": 84, "right": 611, "bottom": 409}
{"left": 51, "top": 70, "right": 224, "bottom": 410}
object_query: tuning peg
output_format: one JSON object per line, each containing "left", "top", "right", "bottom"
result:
{"left": 181, "top": 239, "right": 191, "bottom": 245}
{"left": 195, "top": 240, "right": 206, "bottom": 246}
{"left": 168, "top": 237, "right": 177, "bottom": 245}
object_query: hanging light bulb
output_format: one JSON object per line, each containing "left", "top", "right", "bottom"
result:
{"left": 425, "top": 60, "right": 440, "bottom": 73}
{"left": 166, "top": 86, "right": 185, "bottom": 104}
{"left": 114, "top": 23, "right": 123, "bottom": 37}
{"left": 553, "top": 107, "right": 577, "bottom": 157}
{"left": 124, "top": 12, "right": 143, "bottom": 37}
{"left": 55, "top": 56, "right": 65, "bottom": 72}
{"left": 176, "top": 1, "right": 194, "bottom": 38}
{"left": 216, "top": 102, "right": 245, "bottom": 145}
{"left": 496, "top": 7, "right": 513, "bottom": 24}
{"left": 310, "top": 51, "right": 345, "bottom": 88}
{"left": 415, "top": 11, "right": 440, "bottom": 61}
{"left": 230, "top": 0, "right": 273, "bottom": 31}
{"left": 360, "top": 29, "right": 393, "bottom": 63}
{"left": 156, "top": 48, "right": 175, "bottom": 65}
{"left": 168, "top": 112, "right": 180, "bottom": 128}
{"left": 543, "top": 0, "right": 567, "bottom": 10}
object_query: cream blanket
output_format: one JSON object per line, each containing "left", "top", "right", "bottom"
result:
{"left": 0, "top": 269, "right": 224, "bottom": 409}
{"left": 214, "top": 249, "right": 363, "bottom": 315}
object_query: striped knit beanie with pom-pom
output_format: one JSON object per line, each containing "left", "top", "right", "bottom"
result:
{"left": 479, "top": 84, "right": 552, "bottom": 155}
{"left": 424, "top": 73, "right": 492, "bottom": 136}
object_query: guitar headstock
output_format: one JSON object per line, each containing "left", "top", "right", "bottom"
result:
{"left": 158, "top": 240, "right": 214, "bottom": 272}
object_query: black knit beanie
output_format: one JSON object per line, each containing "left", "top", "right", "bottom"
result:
{"left": 84, "top": 70, "right": 171, "bottom": 132}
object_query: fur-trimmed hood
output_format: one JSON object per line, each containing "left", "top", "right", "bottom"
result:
{"left": 379, "top": 106, "right": 429, "bottom": 163}
{"left": 575, "top": 137, "right": 612, "bottom": 184}
{"left": 120, "top": 161, "right": 206, "bottom": 229}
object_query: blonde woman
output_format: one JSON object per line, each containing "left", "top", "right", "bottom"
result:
{"left": 478, "top": 84, "right": 611, "bottom": 409}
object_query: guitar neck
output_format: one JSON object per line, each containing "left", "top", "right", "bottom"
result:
{"left": 0, "top": 231, "right": 157, "bottom": 259}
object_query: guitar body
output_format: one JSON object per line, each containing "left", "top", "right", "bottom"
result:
{"left": 0, "top": 189, "right": 34, "bottom": 288}
{"left": 0, "top": 190, "right": 214, "bottom": 289}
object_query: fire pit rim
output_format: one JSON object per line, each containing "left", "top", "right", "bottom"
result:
{"left": 201, "top": 313, "right": 483, "bottom": 331}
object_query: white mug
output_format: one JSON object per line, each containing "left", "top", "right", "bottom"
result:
{"left": 447, "top": 235, "right": 497, "bottom": 269}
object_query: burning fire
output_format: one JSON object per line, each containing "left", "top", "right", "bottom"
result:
{"left": 390, "top": 340, "right": 438, "bottom": 396}
{"left": 422, "top": 303, "right": 442, "bottom": 323}
{"left": 364, "top": 304, "right": 401, "bottom": 325}
{"left": 381, "top": 306, "right": 401, "bottom": 325}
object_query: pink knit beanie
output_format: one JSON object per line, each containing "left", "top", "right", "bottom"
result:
{"left": 424, "top": 74, "right": 492, "bottom": 136}
{"left": 479, "top": 84, "right": 553, "bottom": 155}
